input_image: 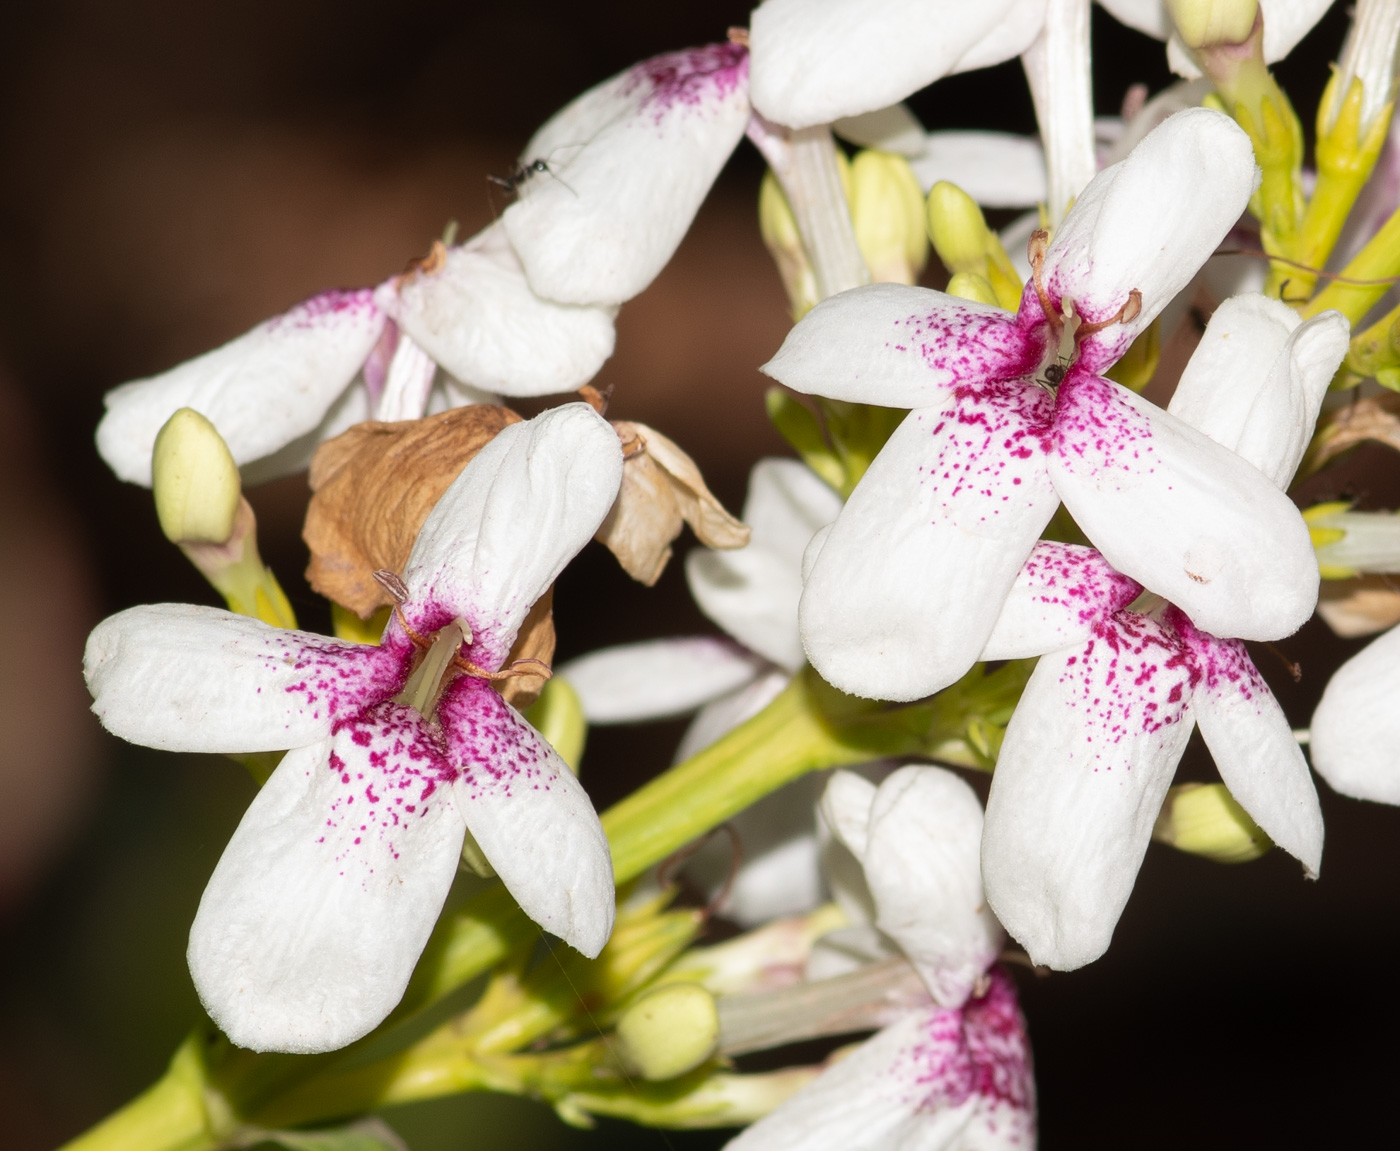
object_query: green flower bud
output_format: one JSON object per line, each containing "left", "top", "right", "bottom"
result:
{"left": 759, "top": 170, "right": 820, "bottom": 320}
{"left": 525, "top": 676, "right": 588, "bottom": 773}
{"left": 1165, "top": 0, "right": 1258, "bottom": 49}
{"left": 152, "top": 408, "right": 242, "bottom": 545}
{"left": 1153, "top": 782, "right": 1271, "bottom": 863}
{"left": 925, "top": 182, "right": 1023, "bottom": 310}
{"left": 848, "top": 150, "right": 929, "bottom": 286}
{"left": 945, "top": 272, "right": 1000, "bottom": 307}
{"left": 614, "top": 983, "right": 719, "bottom": 1081}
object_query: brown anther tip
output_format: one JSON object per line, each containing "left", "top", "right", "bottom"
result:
{"left": 373, "top": 570, "right": 410, "bottom": 604}
{"left": 454, "top": 655, "right": 554, "bottom": 682}
{"left": 578, "top": 384, "right": 612, "bottom": 416}
{"left": 1120, "top": 288, "right": 1142, "bottom": 325}
{"left": 727, "top": 26, "right": 750, "bottom": 46}
{"left": 614, "top": 423, "right": 648, "bottom": 461}
{"left": 1027, "top": 230, "right": 1049, "bottom": 263}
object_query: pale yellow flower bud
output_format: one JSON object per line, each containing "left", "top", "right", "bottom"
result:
{"left": 1165, "top": 0, "right": 1258, "bottom": 49}
{"left": 945, "top": 273, "right": 1000, "bottom": 307}
{"left": 926, "top": 181, "right": 991, "bottom": 276}
{"left": 1153, "top": 782, "right": 1271, "bottom": 863}
{"left": 615, "top": 983, "right": 719, "bottom": 1080}
{"left": 759, "top": 170, "right": 820, "bottom": 319}
{"left": 152, "top": 408, "right": 242, "bottom": 546}
{"left": 848, "top": 150, "right": 929, "bottom": 286}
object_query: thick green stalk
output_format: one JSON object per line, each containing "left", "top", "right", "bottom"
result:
{"left": 1303, "top": 202, "right": 1400, "bottom": 323}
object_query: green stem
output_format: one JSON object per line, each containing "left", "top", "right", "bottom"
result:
{"left": 1303, "top": 201, "right": 1400, "bottom": 323}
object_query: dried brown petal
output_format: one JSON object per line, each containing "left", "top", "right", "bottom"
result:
{"left": 499, "top": 588, "right": 556, "bottom": 710}
{"left": 1317, "top": 575, "right": 1400, "bottom": 638}
{"left": 1303, "top": 393, "right": 1400, "bottom": 476}
{"left": 596, "top": 421, "right": 750, "bottom": 586}
{"left": 304, "top": 405, "right": 521, "bottom": 616}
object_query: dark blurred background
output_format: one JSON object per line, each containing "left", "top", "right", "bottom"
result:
{"left": 1, "top": 1, "right": 1393, "bottom": 1147}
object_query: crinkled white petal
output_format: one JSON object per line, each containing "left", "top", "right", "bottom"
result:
{"left": 983, "top": 615, "right": 1196, "bottom": 969}
{"left": 442, "top": 678, "right": 614, "bottom": 957}
{"left": 402, "top": 404, "right": 623, "bottom": 668}
{"left": 863, "top": 768, "right": 1004, "bottom": 1007}
{"left": 748, "top": 0, "right": 1024, "bottom": 129}
{"left": 560, "top": 637, "right": 765, "bottom": 724}
{"left": 1049, "top": 371, "right": 1319, "bottom": 642}
{"left": 97, "top": 289, "right": 385, "bottom": 486}
{"left": 762, "top": 283, "right": 1038, "bottom": 409}
{"left": 503, "top": 44, "right": 750, "bottom": 306}
{"left": 981, "top": 541, "right": 1142, "bottom": 660}
{"left": 1169, "top": 295, "right": 1348, "bottom": 488}
{"left": 674, "top": 669, "right": 793, "bottom": 763}
{"left": 802, "top": 390, "right": 1059, "bottom": 702}
{"left": 1310, "top": 624, "right": 1400, "bottom": 804}
{"left": 378, "top": 223, "right": 617, "bottom": 397}
{"left": 908, "top": 132, "right": 1047, "bottom": 206}
{"left": 188, "top": 710, "right": 466, "bottom": 1053}
{"left": 1174, "top": 616, "right": 1323, "bottom": 874}
{"left": 1043, "top": 108, "right": 1258, "bottom": 367}
{"left": 84, "top": 604, "right": 404, "bottom": 754}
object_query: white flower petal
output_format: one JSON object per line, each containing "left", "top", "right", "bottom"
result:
{"left": 833, "top": 102, "right": 930, "bottom": 156}
{"left": 1049, "top": 371, "right": 1319, "bottom": 642}
{"left": 744, "top": 458, "right": 846, "bottom": 567}
{"left": 908, "top": 131, "right": 1048, "bottom": 207}
{"left": 84, "top": 604, "right": 404, "bottom": 754}
{"left": 1022, "top": 0, "right": 1098, "bottom": 225}
{"left": 802, "top": 391, "right": 1060, "bottom": 702}
{"left": 560, "top": 637, "right": 765, "bottom": 724}
{"left": 1171, "top": 612, "right": 1323, "bottom": 874}
{"left": 863, "top": 767, "right": 1004, "bottom": 1007}
{"left": 762, "top": 283, "right": 1039, "bottom": 409}
{"left": 674, "top": 669, "right": 793, "bottom": 762}
{"left": 503, "top": 44, "right": 750, "bottom": 307}
{"left": 97, "top": 289, "right": 385, "bottom": 486}
{"left": 688, "top": 544, "right": 809, "bottom": 672}
{"left": 949, "top": 0, "right": 1050, "bottom": 71}
{"left": 1169, "top": 296, "right": 1348, "bottom": 488}
{"left": 380, "top": 223, "right": 618, "bottom": 397}
{"left": 238, "top": 377, "right": 371, "bottom": 487}
{"left": 1043, "top": 108, "right": 1257, "bottom": 368}
{"left": 442, "top": 678, "right": 614, "bottom": 957}
{"left": 1260, "top": 0, "right": 1338, "bottom": 63}
{"left": 820, "top": 769, "right": 879, "bottom": 862}
{"left": 806, "top": 923, "right": 899, "bottom": 980}
{"left": 401, "top": 404, "right": 623, "bottom": 668}
{"left": 983, "top": 614, "right": 1196, "bottom": 969}
{"left": 1095, "top": 0, "right": 1172, "bottom": 39}
{"left": 981, "top": 541, "right": 1142, "bottom": 660}
{"left": 748, "top": 0, "right": 1024, "bottom": 129}
{"left": 1310, "top": 624, "right": 1400, "bottom": 804}
{"left": 188, "top": 709, "right": 466, "bottom": 1053}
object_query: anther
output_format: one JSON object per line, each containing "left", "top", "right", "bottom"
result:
{"left": 1077, "top": 288, "right": 1142, "bottom": 337}
{"left": 1027, "top": 230, "right": 1056, "bottom": 327}
{"left": 453, "top": 655, "right": 554, "bottom": 683}
{"left": 373, "top": 570, "right": 409, "bottom": 604}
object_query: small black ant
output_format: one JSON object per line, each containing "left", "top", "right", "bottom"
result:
{"left": 1042, "top": 362, "right": 1067, "bottom": 387}
{"left": 488, "top": 158, "right": 553, "bottom": 196}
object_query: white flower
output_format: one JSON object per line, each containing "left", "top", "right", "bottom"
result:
{"left": 1310, "top": 625, "right": 1400, "bottom": 805}
{"left": 97, "top": 222, "right": 617, "bottom": 487}
{"left": 726, "top": 767, "right": 1035, "bottom": 1151}
{"left": 766, "top": 108, "right": 1319, "bottom": 703}
{"left": 84, "top": 404, "right": 622, "bottom": 1053}
{"left": 981, "top": 292, "right": 1348, "bottom": 969}
{"left": 561, "top": 458, "right": 844, "bottom": 924}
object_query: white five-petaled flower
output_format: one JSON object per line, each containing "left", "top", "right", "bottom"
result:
{"left": 727, "top": 767, "right": 1034, "bottom": 1151}
{"left": 978, "top": 290, "right": 1348, "bottom": 969}
{"left": 765, "top": 108, "right": 1319, "bottom": 703}
{"left": 561, "top": 458, "right": 846, "bottom": 924}
{"left": 84, "top": 404, "right": 622, "bottom": 1054}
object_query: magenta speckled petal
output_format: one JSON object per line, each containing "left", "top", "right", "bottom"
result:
{"left": 1171, "top": 610, "right": 1324, "bottom": 875}
{"left": 97, "top": 288, "right": 386, "bottom": 485}
{"left": 400, "top": 403, "right": 623, "bottom": 670}
{"left": 441, "top": 678, "right": 614, "bottom": 957}
{"left": 862, "top": 768, "right": 1004, "bottom": 1008}
{"left": 981, "top": 541, "right": 1142, "bottom": 660}
{"left": 84, "top": 604, "right": 407, "bottom": 755}
{"left": 1310, "top": 624, "right": 1400, "bottom": 805}
{"left": 1048, "top": 369, "right": 1319, "bottom": 642}
{"left": 748, "top": 0, "right": 1036, "bottom": 129}
{"left": 187, "top": 707, "right": 467, "bottom": 1053}
{"left": 503, "top": 44, "right": 751, "bottom": 306}
{"left": 379, "top": 221, "right": 618, "bottom": 397}
{"left": 801, "top": 385, "right": 1059, "bottom": 702}
{"left": 983, "top": 612, "right": 1196, "bottom": 969}
{"left": 763, "top": 283, "right": 1041, "bottom": 410}
{"left": 725, "top": 972, "right": 1035, "bottom": 1151}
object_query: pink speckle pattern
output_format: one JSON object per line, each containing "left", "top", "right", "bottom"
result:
{"left": 267, "top": 287, "right": 381, "bottom": 334}
{"left": 885, "top": 303, "right": 1042, "bottom": 388}
{"left": 1165, "top": 605, "right": 1270, "bottom": 710}
{"left": 627, "top": 42, "right": 749, "bottom": 118}
{"left": 439, "top": 677, "right": 556, "bottom": 801}
{"left": 252, "top": 631, "right": 406, "bottom": 731}
{"left": 316, "top": 702, "right": 458, "bottom": 879}
{"left": 1051, "top": 368, "right": 1159, "bottom": 486}
{"left": 1016, "top": 541, "right": 1143, "bottom": 628}
{"left": 898, "top": 969, "right": 1035, "bottom": 1142}
{"left": 910, "top": 381, "right": 1055, "bottom": 524}
{"left": 1059, "top": 609, "right": 1194, "bottom": 766}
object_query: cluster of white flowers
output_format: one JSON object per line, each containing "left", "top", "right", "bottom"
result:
{"left": 72, "top": 0, "right": 1400, "bottom": 1147}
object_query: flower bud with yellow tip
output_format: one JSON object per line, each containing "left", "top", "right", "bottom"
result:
{"left": 152, "top": 407, "right": 242, "bottom": 546}
{"left": 847, "top": 150, "right": 928, "bottom": 286}
{"left": 1165, "top": 0, "right": 1258, "bottom": 50}
{"left": 925, "top": 181, "right": 1023, "bottom": 310}
{"left": 614, "top": 982, "right": 720, "bottom": 1081}
{"left": 1152, "top": 782, "right": 1272, "bottom": 863}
